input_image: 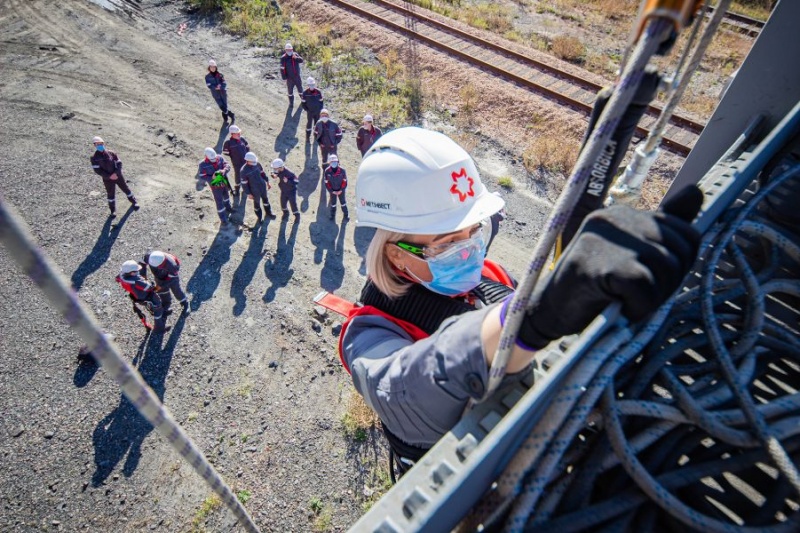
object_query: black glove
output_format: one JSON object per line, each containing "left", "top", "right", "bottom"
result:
{"left": 518, "top": 186, "right": 703, "bottom": 349}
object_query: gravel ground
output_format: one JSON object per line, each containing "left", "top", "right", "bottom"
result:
{"left": 0, "top": 1, "right": 551, "bottom": 531}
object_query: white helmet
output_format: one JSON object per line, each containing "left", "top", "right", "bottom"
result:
{"left": 244, "top": 152, "right": 258, "bottom": 163}
{"left": 92, "top": 136, "right": 104, "bottom": 144}
{"left": 327, "top": 154, "right": 339, "bottom": 163}
{"left": 320, "top": 108, "right": 330, "bottom": 116}
{"left": 356, "top": 127, "right": 504, "bottom": 235}
{"left": 271, "top": 158, "right": 284, "bottom": 169}
{"left": 363, "top": 114, "right": 373, "bottom": 123}
{"left": 204, "top": 147, "right": 217, "bottom": 160}
{"left": 208, "top": 59, "right": 217, "bottom": 67}
{"left": 147, "top": 251, "right": 165, "bottom": 267}
{"left": 307, "top": 77, "right": 316, "bottom": 87}
{"left": 119, "top": 260, "right": 140, "bottom": 275}
{"left": 228, "top": 125, "right": 241, "bottom": 134}
{"left": 284, "top": 43, "right": 293, "bottom": 50}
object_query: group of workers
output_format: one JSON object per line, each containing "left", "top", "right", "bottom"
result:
{"left": 86, "top": 42, "right": 702, "bottom": 477}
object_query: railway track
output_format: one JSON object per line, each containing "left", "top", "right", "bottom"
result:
{"left": 715, "top": 6, "right": 766, "bottom": 38}
{"left": 325, "top": 0, "right": 707, "bottom": 156}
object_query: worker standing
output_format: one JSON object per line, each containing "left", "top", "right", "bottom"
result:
{"left": 241, "top": 152, "right": 277, "bottom": 224}
{"left": 90, "top": 136, "right": 140, "bottom": 218}
{"left": 205, "top": 59, "right": 235, "bottom": 123}
{"left": 356, "top": 114, "right": 383, "bottom": 156}
{"left": 301, "top": 77, "right": 324, "bottom": 141}
{"left": 337, "top": 127, "right": 702, "bottom": 473}
{"left": 144, "top": 250, "right": 190, "bottom": 316}
{"left": 271, "top": 158, "right": 299, "bottom": 220}
{"left": 222, "top": 125, "right": 249, "bottom": 196}
{"left": 280, "top": 43, "right": 304, "bottom": 106}
{"left": 116, "top": 260, "right": 168, "bottom": 332}
{"left": 313, "top": 109, "right": 342, "bottom": 169}
{"left": 197, "top": 147, "right": 234, "bottom": 227}
{"left": 324, "top": 154, "right": 349, "bottom": 221}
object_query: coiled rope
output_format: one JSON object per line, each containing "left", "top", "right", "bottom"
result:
{"left": 0, "top": 194, "right": 261, "bottom": 533}
{"left": 481, "top": 164, "right": 800, "bottom": 531}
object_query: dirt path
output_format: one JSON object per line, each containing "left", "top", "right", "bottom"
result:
{"left": 0, "top": 1, "right": 551, "bottom": 531}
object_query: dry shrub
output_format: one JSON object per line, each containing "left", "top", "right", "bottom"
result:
{"left": 551, "top": 35, "right": 585, "bottom": 63}
{"left": 379, "top": 49, "right": 405, "bottom": 81}
{"left": 680, "top": 90, "right": 718, "bottom": 120}
{"left": 705, "top": 30, "right": 752, "bottom": 72}
{"left": 523, "top": 133, "right": 580, "bottom": 174}
{"left": 341, "top": 389, "right": 380, "bottom": 439}
{"left": 588, "top": 0, "right": 637, "bottom": 20}
{"left": 452, "top": 131, "right": 480, "bottom": 154}
{"left": 459, "top": 83, "right": 479, "bottom": 116}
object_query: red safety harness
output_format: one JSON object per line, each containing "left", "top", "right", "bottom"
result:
{"left": 337, "top": 259, "right": 515, "bottom": 374}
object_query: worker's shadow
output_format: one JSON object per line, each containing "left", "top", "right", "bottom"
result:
{"left": 354, "top": 226, "right": 376, "bottom": 276}
{"left": 345, "top": 425, "right": 389, "bottom": 496}
{"left": 263, "top": 217, "right": 299, "bottom": 303}
{"left": 89, "top": 314, "right": 187, "bottom": 486}
{"left": 231, "top": 220, "right": 270, "bottom": 316}
{"left": 298, "top": 140, "right": 320, "bottom": 213}
{"left": 309, "top": 192, "right": 347, "bottom": 291}
{"left": 185, "top": 230, "right": 235, "bottom": 312}
{"left": 214, "top": 122, "right": 229, "bottom": 154}
{"left": 273, "top": 105, "right": 302, "bottom": 161}
{"left": 70, "top": 207, "right": 135, "bottom": 291}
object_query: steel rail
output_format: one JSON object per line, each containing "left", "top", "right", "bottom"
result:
{"left": 375, "top": 0, "right": 705, "bottom": 135}
{"left": 324, "top": 0, "right": 695, "bottom": 156}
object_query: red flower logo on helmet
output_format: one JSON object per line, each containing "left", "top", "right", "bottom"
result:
{"left": 450, "top": 168, "right": 475, "bottom": 202}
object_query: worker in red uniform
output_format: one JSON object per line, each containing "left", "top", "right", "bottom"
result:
{"left": 205, "top": 59, "right": 235, "bottom": 123}
{"left": 313, "top": 109, "right": 342, "bottom": 169}
{"left": 222, "top": 125, "right": 249, "bottom": 195}
{"left": 356, "top": 114, "right": 383, "bottom": 156}
{"left": 279, "top": 43, "right": 304, "bottom": 106}
{"left": 197, "top": 147, "right": 234, "bottom": 227}
{"left": 323, "top": 154, "right": 349, "bottom": 221}
{"left": 143, "top": 250, "right": 190, "bottom": 316}
{"left": 90, "top": 136, "right": 140, "bottom": 218}
{"left": 271, "top": 158, "right": 300, "bottom": 220}
{"left": 301, "top": 77, "right": 324, "bottom": 141}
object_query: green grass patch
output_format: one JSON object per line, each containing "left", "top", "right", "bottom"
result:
{"left": 237, "top": 489, "right": 252, "bottom": 504}
{"left": 498, "top": 176, "right": 514, "bottom": 190}
{"left": 191, "top": 495, "right": 222, "bottom": 532}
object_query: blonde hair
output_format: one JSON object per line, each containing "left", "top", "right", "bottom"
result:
{"left": 366, "top": 229, "right": 413, "bottom": 298}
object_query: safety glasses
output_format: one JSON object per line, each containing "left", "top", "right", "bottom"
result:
{"left": 396, "top": 220, "right": 490, "bottom": 260}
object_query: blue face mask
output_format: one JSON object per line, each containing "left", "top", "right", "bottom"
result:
{"left": 330, "top": 162, "right": 338, "bottom": 168}
{"left": 404, "top": 231, "right": 487, "bottom": 297}
{"left": 96, "top": 144, "right": 105, "bottom": 152}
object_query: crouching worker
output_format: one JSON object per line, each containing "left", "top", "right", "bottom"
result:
{"left": 116, "top": 260, "right": 169, "bottom": 332}
{"left": 338, "top": 127, "right": 701, "bottom": 477}
{"left": 144, "top": 250, "right": 190, "bottom": 316}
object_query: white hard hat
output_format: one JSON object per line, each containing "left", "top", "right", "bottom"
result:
{"left": 93, "top": 136, "right": 104, "bottom": 144}
{"left": 271, "top": 158, "right": 284, "bottom": 169}
{"left": 307, "top": 77, "right": 316, "bottom": 86}
{"left": 208, "top": 59, "right": 217, "bottom": 67}
{"left": 356, "top": 127, "right": 504, "bottom": 235}
{"left": 320, "top": 108, "right": 329, "bottom": 116}
{"left": 148, "top": 251, "right": 165, "bottom": 267}
{"left": 119, "top": 260, "right": 140, "bottom": 275}
{"left": 204, "top": 147, "right": 217, "bottom": 160}
{"left": 244, "top": 152, "right": 258, "bottom": 163}
{"left": 327, "top": 154, "right": 339, "bottom": 163}
{"left": 228, "top": 125, "right": 241, "bottom": 134}
{"left": 284, "top": 43, "right": 293, "bottom": 50}
{"left": 363, "top": 114, "right": 373, "bottom": 123}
